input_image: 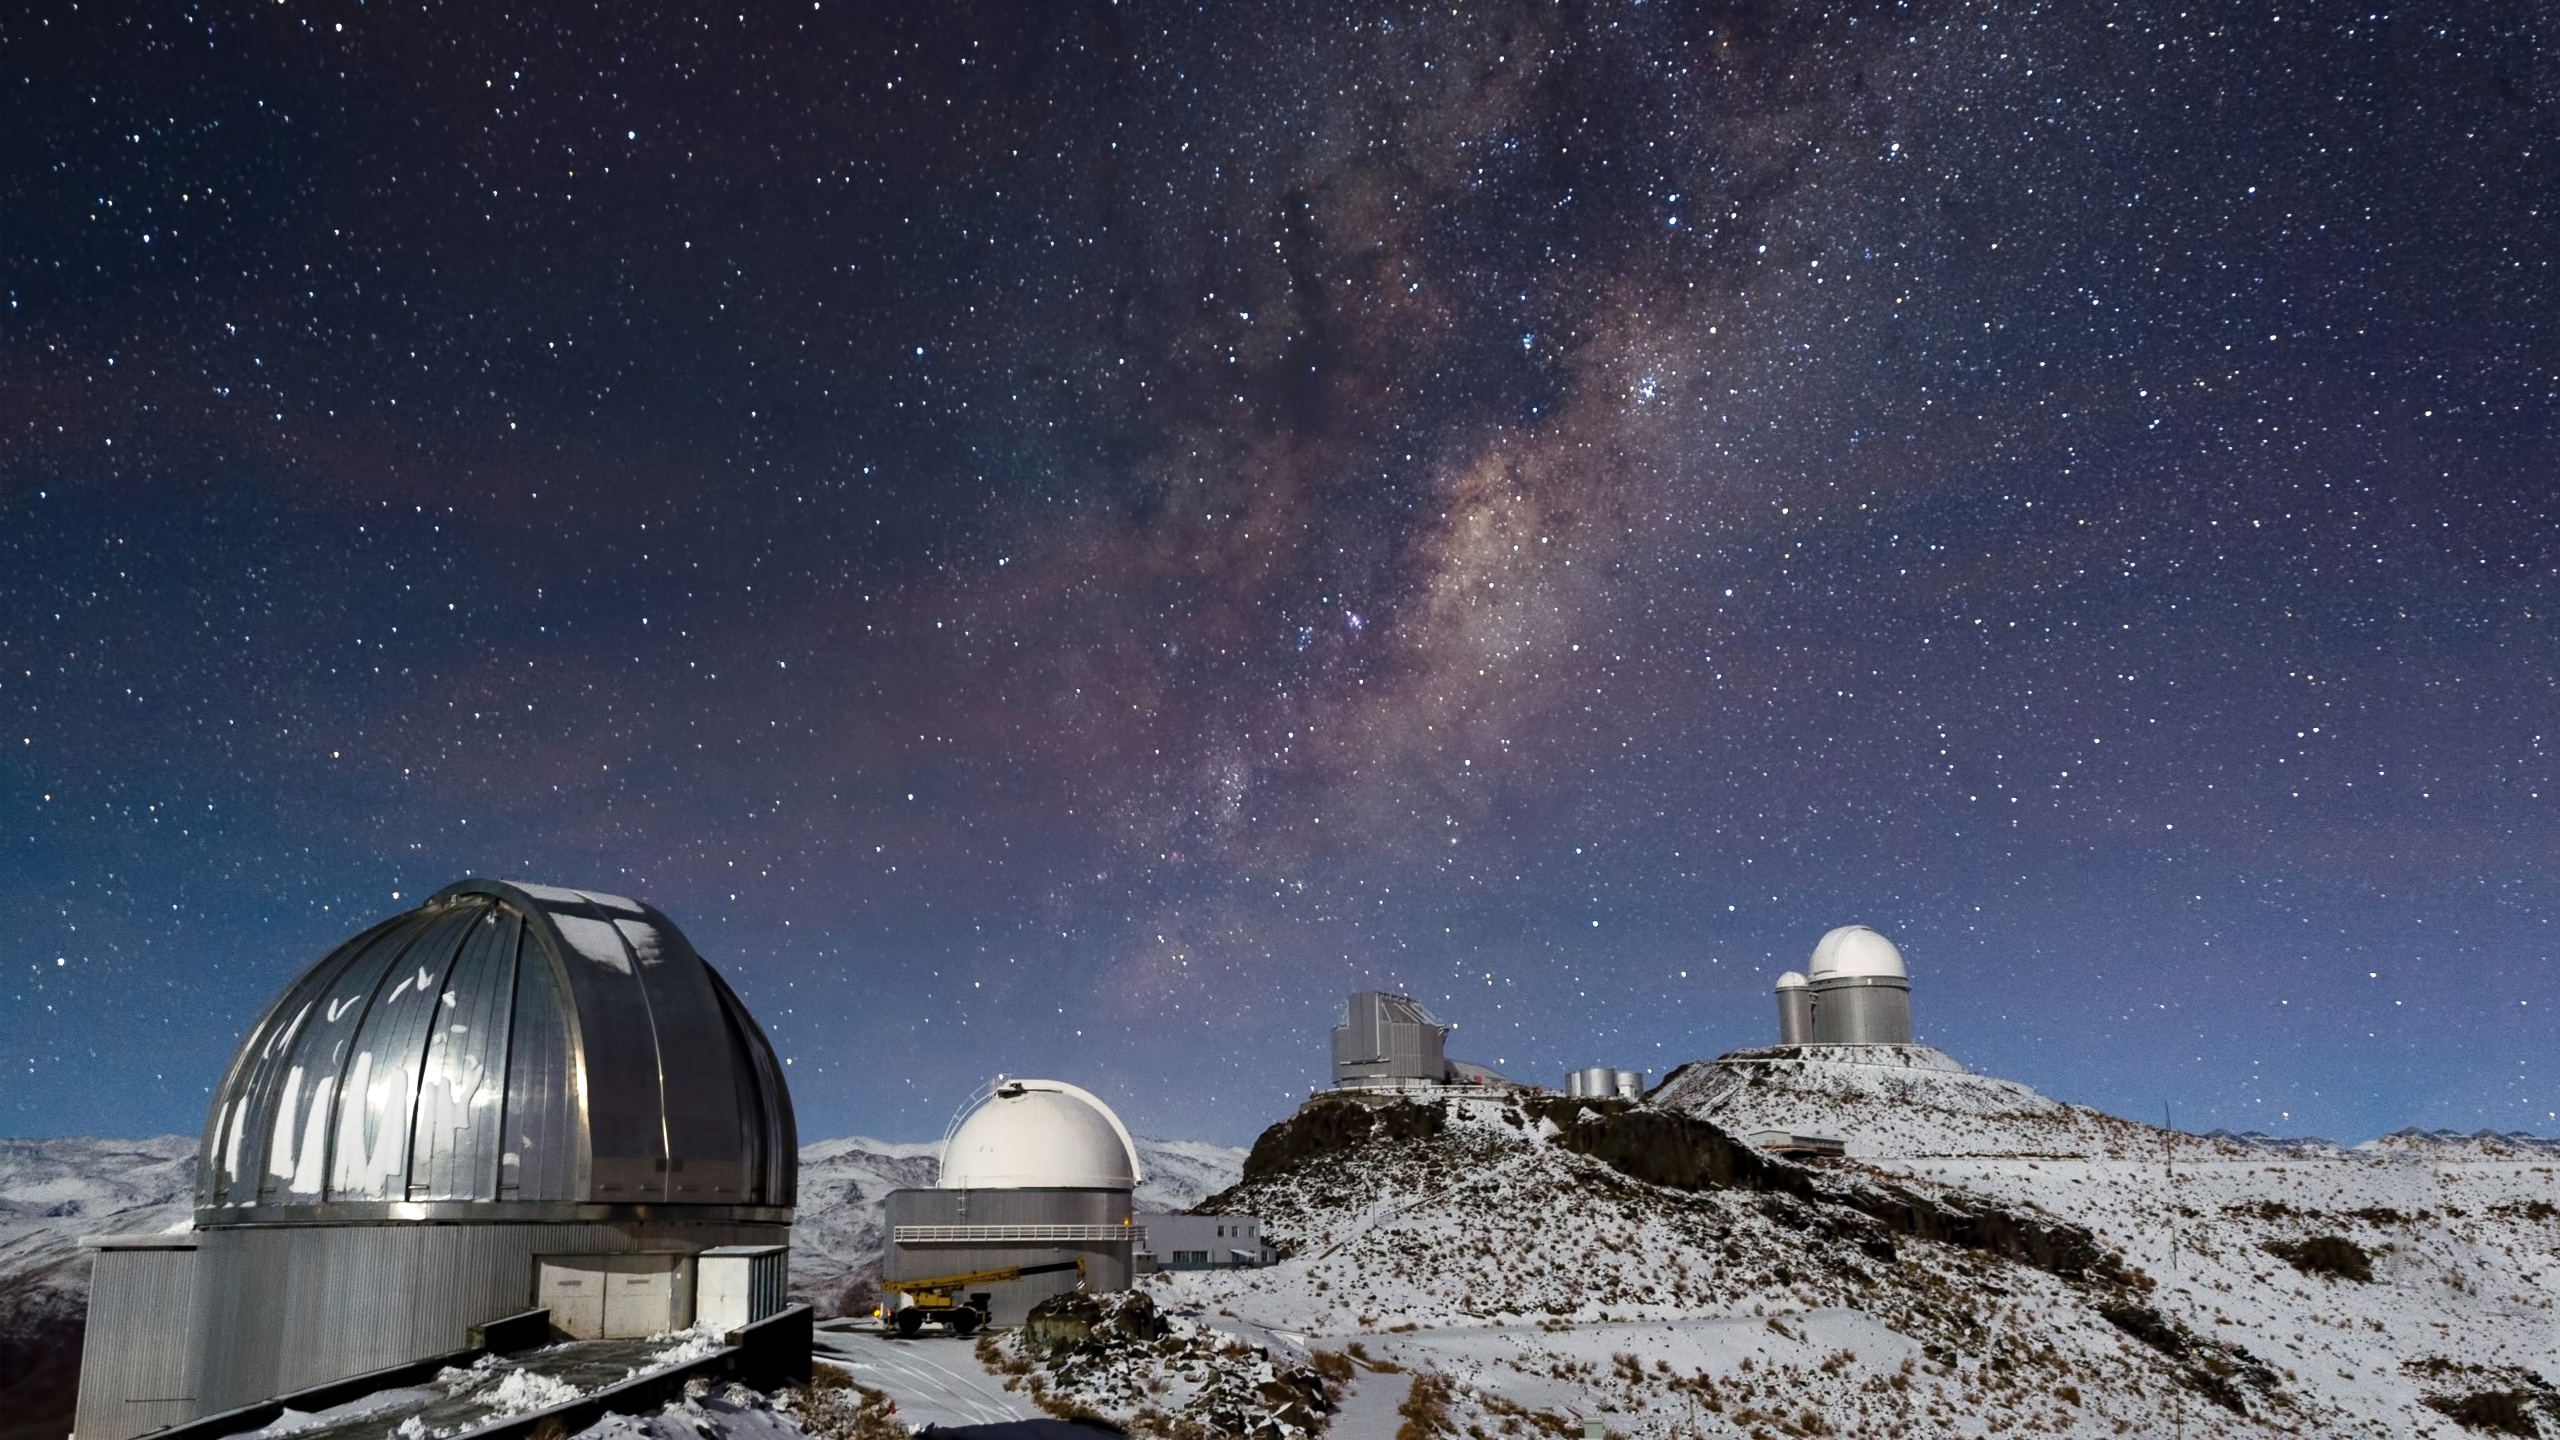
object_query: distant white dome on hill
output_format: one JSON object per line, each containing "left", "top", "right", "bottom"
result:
{"left": 941, "top": 1078, "right": 1144, "bottom": 1190}
{"left": 1806, "top": 924, "right": 1906, "bottom": 980}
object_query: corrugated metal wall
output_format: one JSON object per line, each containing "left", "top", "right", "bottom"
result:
{"left": 1776, "top": 985, "right": 1814, "bottom": 1045}
{"left": 185, "top": 1219, "right": 786, "bottom": 1413}
{"left": 1331, "top": 992, "right": 1449, "bottom": 1086}
{"left": 72, "top": 1241, "right": 200, "bottom": 1440}
{"left": 1808, "top": 977, "right": 1912, "bottom": 1044}
{"left": 696, "top": 1246, "right": 790, "bottom": 1333}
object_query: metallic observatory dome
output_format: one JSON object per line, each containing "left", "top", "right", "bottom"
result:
{"left": 940, "top": 1079, "right": 1142, "bottom": 1191}
{"left": 1806, "top": 924, "right": 1908, "bottom": 981}
{"left": 194, "top": 879, "right": 795, "bottom": 1224}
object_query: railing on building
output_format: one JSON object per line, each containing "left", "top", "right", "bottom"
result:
{"left": 892, "top": 1224, "right": 1147, "bottom": 1244}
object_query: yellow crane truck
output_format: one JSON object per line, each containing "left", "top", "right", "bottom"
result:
{"left": 881, "top": 1257, "right": 1084, "bottom": 1336}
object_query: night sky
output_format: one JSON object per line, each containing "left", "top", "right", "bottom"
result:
{"left": 5, "top": 1, "right": 2555, "bottom": 1149}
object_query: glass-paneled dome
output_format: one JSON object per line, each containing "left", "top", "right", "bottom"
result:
{"left": 194, "top": 879, "right": 795, "bottom": 1224}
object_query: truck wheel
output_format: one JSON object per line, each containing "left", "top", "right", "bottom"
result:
{"left": 953, "top": 1308, "right": 983, "bottom": 1337}
{"left": 894, "top": 1309, "right": 925, "bottom": 1338}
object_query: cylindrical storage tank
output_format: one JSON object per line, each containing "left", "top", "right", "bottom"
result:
{"left": 1573, "top": 1066, "right": 1617, "bottom": 1100}
{"left": 1774, "top": 972, "right": 1813, "bottom": 1045}
{"left": 1804, "top": 925, "right": 1913, "bottom": 1044}
{"left": 1613, "top": 1071, "right": 1643, "bottom": 1101}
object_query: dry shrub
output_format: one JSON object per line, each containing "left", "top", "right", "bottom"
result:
{"left": 1310, "top": 1350, "right": 1357, "bottom": 1384}
{"left": 2423, "top": 1391, "right": 2546, "bottom": 1437}
{"left": 785, "top": 1367, "right": 904, "bottom": 1440}
{"left": 2263, "top": 1235, "right": 2374, "bottom": 1283}
{"left": 1397, "top": 1373, "right": 1456, "bottom": 1440}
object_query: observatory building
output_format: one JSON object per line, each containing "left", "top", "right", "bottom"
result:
{"left": 1333, "top": 991, "right": 1448, "bottom": 1087}
{"left": 1772, "top": 924, "right": 1914, "bottom": 1045}
{"left": 880, "top": 1079, "right": 1143, "bottom": 1329}
{"left": 74, "top": 880, "right": 797, "bottom": 1440}
{"left": 1331, "top": 991, "right": 1507, "bottom": 1089}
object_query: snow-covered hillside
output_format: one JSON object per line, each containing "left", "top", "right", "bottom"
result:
{"left": 791, "top": 1137, "right": 946, "bottom": 1314}
{"left": 0, "top": 1136, "right": 197, "bottom": 1440}
{"left": 1094, "top": 1067, "right": 2560, "bottom": 1440}
{"left": 1649, "top": 1046, "right": 2560, "bottom": 1435}
{"left": 1132, "top": 1137, "right": 1258, "bottom": 1214}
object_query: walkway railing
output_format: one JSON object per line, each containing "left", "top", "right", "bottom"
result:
{"left": 893, "top": 1224, "right": 1145, "bottom": 1244}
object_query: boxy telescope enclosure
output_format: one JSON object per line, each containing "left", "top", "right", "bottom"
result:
{"left": 1331, "top": 991, "right": 1453, "bottom": 1088}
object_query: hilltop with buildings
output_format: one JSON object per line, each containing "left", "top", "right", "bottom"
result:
{"left": 16, "top": 898, "right": 2558, "bottom": 1440}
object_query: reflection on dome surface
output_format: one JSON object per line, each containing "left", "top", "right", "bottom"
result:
{"left": 195, "top": 878, "right": 794, "bottom": 1222}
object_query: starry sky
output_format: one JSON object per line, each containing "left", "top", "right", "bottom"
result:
{"left": 5, "top": 1, "right": 2555, "bottom": 1149}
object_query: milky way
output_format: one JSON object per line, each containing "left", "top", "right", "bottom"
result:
{"left": 4, "top": 1, "right": 2555, "bottom": 1145}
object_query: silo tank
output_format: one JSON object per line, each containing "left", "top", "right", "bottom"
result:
{"left": 1774, "top": 972, "right": 1813, "bottom": 1046}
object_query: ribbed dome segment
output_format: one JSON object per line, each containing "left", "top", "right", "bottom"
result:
{"left": 940, "top": 1079, "right": 1142, "bottom": 1190}
{"left": 194, "top": 879, "right": 795, "bottom": 1223}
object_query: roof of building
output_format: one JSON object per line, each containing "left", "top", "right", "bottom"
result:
{"left": 1775, "top": 970, "right": 1810, "bottom": 991}
{"left": 194, "top": 878, "right": 796, "bottom": 1225}
{"left": 940, "top": 1078, "right": 1143, "bottom": 1191}
{"left": 1806, "top": 924, "right": 1909, "bottom": 981}
{"left": 1340, "top": 991, "right": 1448, "bottom": 1032}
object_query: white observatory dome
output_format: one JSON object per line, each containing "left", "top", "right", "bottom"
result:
{"left": 1774, "top": 971, "right": 1809, "bottom": 990}
{"left": 940, "top": 1078, "right": 1144, "bottom": 1191}
{"left": 1806, "top": 924, "right": 1907, "bottom": 981}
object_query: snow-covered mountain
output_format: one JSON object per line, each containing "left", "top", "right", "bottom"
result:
{"left": 0, "top": 1135, "right": 197, "bottom": 1440}
{"left": 1104, "top": 1053, "right": 2560, "bottom": 1440}
{"left": 1131, "top": 1137, "right": 1259, "bottom": 1214}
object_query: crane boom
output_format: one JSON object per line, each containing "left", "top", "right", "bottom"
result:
{"left": 893, "top": 1257, "right": 1082, "bottom": 1294}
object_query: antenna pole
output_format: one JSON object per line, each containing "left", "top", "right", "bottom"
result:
{"left": 2163, "top": 1102, "right": 2176, "bottom": 1274}
{"left": 2160, "top": 1099, "right": 2182, "bottom": 1439}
